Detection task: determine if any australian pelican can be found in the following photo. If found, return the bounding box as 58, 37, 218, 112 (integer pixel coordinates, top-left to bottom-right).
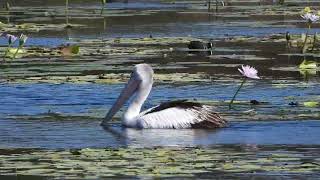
101, 64, 227, 129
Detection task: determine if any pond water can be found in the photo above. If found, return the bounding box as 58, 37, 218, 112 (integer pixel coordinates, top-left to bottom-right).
0, 0, 319, 153
0, 82, 319, 149
1, 119, 320, 149
6, 0, 320, 40
0, 82, 318, 116
1, 0, 320, 178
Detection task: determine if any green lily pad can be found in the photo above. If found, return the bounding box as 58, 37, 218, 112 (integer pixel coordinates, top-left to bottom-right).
5, 48, 27, 58
60, 45, 80, 56
0, 21, 6, 27
16, 23, 35, 29
303, 101, 319, 108
1, 143, 320, 178
299, 60, 317, 69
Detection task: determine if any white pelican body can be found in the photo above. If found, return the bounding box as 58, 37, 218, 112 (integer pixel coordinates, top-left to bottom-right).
101, 64, 227, 129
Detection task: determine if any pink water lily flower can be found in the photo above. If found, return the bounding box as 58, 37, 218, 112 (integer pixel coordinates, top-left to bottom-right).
301, 13, 320, 23
1, 33, 18, 44
229, 65, 260, 109
238, 65, 260, 79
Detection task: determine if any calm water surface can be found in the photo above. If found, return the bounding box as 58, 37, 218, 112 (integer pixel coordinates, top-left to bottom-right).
0, 83, 319, 149
1, 119, 320, 149
0, 0, 320, 150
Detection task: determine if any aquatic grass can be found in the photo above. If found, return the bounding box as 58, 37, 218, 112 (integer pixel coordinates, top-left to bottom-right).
229, 65, 260, 110
65, 0, 69, 26
206, 0, 224, 12
3, 1, 11, 24
101, 0, 107, 15
5, 1, 10, 11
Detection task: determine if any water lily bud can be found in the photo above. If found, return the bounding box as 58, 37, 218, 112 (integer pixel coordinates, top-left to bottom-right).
19, 34, 28, 46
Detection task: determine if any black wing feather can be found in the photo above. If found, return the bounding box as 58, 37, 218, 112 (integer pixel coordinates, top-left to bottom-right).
144, 99, 227, 128
144, 99, 202, 115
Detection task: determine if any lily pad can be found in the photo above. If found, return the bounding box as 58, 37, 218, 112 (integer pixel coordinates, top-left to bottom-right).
299, 60, 317, 69
1, 145, 320, 178
5, 48, 27, 58
303, 101, 319, 108
60, 45, 80, 56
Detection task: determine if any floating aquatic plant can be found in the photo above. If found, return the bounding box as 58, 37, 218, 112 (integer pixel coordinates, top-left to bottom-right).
303, 101, 319, 108
229, 65, 260, 109
1, 146, 319, 178
1, 33, 18, 61
298, 59, 317, 70
60, 44, 80, 56
304, 7, 311, 13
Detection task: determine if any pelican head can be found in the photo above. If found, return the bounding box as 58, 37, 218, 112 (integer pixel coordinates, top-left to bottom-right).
101, 64, 153, 126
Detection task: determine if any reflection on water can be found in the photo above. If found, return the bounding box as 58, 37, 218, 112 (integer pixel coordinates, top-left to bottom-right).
1, 119, 320, 149
109, 120, 320, 147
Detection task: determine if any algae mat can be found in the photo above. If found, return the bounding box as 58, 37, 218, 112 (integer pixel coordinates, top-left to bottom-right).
0, 145, 320, 179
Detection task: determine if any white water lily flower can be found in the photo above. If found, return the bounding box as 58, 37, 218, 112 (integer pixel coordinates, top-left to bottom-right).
19, 33, 28, 46
238, 65, 260, 79
301, 13, 320, 23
